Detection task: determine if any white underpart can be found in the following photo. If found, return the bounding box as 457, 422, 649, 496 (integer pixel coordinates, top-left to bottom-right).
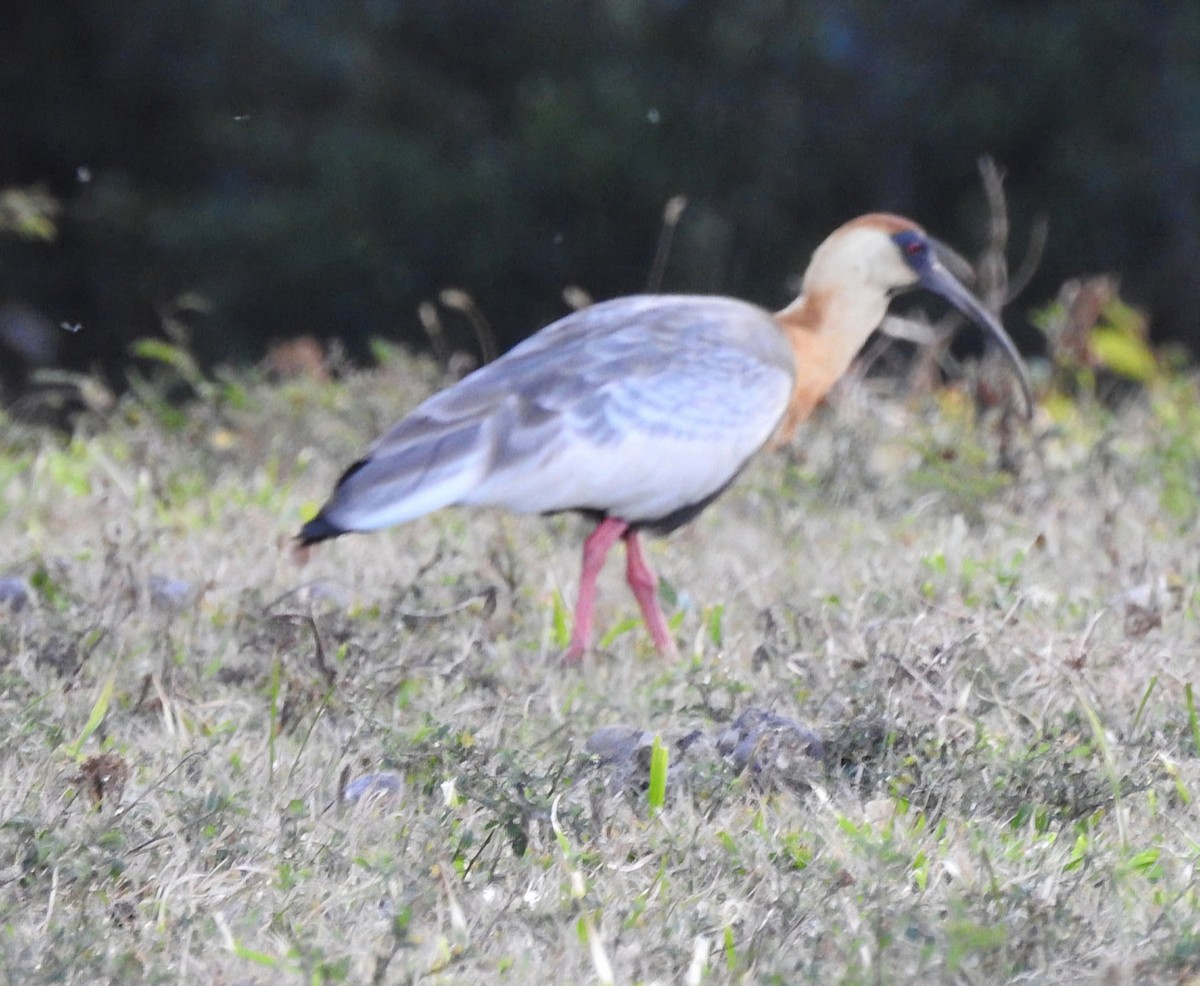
465, 398, 787, 521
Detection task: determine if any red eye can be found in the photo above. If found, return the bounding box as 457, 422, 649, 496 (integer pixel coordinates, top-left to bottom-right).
893, 231, 930, 266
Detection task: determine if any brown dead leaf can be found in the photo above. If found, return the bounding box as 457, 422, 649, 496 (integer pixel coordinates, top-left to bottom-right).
79, 752, 130, 808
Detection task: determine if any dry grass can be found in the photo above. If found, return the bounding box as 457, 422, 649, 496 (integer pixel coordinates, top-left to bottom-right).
3, 352, 1200, 985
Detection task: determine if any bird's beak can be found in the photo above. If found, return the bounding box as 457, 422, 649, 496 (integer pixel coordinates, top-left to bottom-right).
919, 259, 1035, 420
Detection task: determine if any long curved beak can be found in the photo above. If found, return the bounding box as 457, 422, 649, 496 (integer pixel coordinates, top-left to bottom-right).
919, 259, 1035, 420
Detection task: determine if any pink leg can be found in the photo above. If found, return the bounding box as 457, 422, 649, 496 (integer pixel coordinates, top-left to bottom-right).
563, 517, 628, 665
623, 530, 679, 659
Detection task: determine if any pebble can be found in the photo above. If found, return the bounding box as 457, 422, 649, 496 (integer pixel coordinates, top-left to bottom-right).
0, 577, 31, 612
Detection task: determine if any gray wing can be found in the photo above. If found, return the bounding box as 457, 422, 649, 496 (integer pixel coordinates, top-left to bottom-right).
315, 295, 795, 531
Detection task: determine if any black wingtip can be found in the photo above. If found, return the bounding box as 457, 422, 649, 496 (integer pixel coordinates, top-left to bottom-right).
297, 513, 345, 547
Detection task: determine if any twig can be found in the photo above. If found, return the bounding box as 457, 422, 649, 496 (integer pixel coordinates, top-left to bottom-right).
307, 612, 336, 686
977, 155, 1010, 312
1007, 216, 1049, 301
646, 195, 688, 293
417, 300, 449, 367
440, 288, 498, 365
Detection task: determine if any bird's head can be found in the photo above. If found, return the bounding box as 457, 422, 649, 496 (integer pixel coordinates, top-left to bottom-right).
800, 213, 1033, 418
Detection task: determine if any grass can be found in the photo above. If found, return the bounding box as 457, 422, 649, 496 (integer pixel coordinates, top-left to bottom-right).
2, 351, 1200, 984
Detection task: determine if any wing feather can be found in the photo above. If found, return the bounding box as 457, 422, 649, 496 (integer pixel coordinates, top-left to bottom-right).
314, 295, 795, 531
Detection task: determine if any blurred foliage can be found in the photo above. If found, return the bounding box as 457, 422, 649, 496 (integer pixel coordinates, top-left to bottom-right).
0, 187, 60, 242
1090, 313, 1159, 384
1033, 275, 1160, 403
1, 0, 1199, 391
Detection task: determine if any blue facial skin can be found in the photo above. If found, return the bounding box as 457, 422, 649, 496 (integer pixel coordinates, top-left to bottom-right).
887, 226, 1034, 419
892, 229, 931, 274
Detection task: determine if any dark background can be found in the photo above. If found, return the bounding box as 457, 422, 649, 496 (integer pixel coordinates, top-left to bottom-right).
2, 1, 1197, 389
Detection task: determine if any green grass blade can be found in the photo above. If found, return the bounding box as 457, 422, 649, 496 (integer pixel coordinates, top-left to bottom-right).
707, 603, 725, 647
551, 592, 570, 649
1131, 675, 1157, 737
64, 677, 114, 761
1186, 683, 1200, 757
268, 656, 281, 787
648, 735, 669, 814
598, 616, 639, 649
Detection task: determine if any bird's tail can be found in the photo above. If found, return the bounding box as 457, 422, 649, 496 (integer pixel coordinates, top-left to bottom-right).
295, 457, 369, 545
295, 422, 489, 544
296, 512, 346, 546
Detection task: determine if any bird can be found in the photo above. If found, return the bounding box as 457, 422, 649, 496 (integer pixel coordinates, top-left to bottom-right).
298, 213, 1033, 664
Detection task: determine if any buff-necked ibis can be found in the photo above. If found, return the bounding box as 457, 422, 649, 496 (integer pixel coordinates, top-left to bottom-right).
299, 214, 1033, 663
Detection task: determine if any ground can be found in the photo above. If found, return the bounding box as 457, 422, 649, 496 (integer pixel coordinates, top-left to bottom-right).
2, 350, 1199, 985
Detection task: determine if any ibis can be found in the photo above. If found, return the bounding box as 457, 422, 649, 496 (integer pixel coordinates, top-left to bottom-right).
298, 214, 1033, 663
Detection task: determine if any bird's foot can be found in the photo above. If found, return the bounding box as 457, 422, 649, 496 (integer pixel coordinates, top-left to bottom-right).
652, 630, 681, 661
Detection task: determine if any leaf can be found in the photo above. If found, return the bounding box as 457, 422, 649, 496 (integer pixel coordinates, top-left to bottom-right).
130, 338, 207, 390
230, 943, 283, 967
64, 678, 115, 761
0, 186, 60, 240
1091, 325, 1157, 382
707, 604, 725, 647
945, 919, 1007, 971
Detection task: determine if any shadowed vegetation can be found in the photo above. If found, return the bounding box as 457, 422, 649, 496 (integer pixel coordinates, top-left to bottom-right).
2, 1, 1200, 392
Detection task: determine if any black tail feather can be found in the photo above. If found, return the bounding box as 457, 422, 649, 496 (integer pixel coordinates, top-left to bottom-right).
298, 458, 369, 546
297, 513, 345, 546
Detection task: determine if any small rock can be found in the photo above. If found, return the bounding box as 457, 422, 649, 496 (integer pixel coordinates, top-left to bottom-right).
585, 725, 653, 765
148, 575, 194, 611
342, 772, 403, 804
1110, 578, 1165, 613
0, 576, 31, 612
716, 707, 824, 771
299, 581, 354, 608
586, 708, 824, 798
